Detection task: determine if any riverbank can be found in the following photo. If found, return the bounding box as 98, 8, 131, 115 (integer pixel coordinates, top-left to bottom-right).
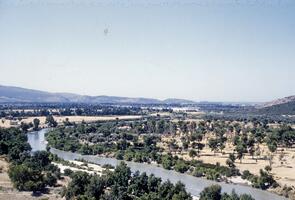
50, 148, 287, 200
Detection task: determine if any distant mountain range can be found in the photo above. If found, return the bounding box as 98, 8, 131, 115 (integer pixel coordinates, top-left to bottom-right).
1, 85, 295, 113
0, 85, 196, 105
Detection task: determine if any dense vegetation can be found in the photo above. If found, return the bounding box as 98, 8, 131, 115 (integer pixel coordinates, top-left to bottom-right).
62, 162, 255, 200
241, 169, 278, 190
8, 151, 61, 192
0, 127, 31, 161
63, 162, 192, 200
0, 127, 61, 192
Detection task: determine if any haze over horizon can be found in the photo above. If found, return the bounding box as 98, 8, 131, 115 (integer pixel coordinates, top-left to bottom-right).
1, 0, 295, 102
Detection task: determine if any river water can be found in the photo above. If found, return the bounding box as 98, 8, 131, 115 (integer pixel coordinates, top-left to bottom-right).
27, 129, 287, 200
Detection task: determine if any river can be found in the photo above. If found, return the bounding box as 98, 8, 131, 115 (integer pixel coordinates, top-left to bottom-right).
27, 129, 287, 200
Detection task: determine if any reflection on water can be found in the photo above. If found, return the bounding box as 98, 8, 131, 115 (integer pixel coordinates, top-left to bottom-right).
27, 128, 48, 152
28, 129, 286, 200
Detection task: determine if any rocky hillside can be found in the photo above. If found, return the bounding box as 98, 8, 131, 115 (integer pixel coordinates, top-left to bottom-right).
257, 96, 295, 115
261, 96, 295, 108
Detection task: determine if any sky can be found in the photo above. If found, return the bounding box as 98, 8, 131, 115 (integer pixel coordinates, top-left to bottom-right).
0, 0, 295, 102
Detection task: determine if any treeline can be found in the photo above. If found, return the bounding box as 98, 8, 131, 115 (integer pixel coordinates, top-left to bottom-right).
205, 112, 295, 124
0, 104, 144, 118
0, 127, 61, 192
198, 103, 248, 113
199, 184, 254, 200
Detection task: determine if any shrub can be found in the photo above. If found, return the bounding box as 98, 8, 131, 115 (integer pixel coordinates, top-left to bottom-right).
64, 168, 74, 176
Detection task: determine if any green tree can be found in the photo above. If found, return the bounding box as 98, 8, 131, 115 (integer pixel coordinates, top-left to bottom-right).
208, 139, 219, 154
64, 171, 90, 199
174, 160, 189, 173
189, 149, 197, 159
239, 194, 255, 200
200, 184, 222, 200
45, 172, 57, 187
161, 154, 173, 170
33, 118, 40, 131
8, 164, 45, 192
112, 162, 131, 187
226, 153, 236, 168
31, 151, 51, 168
20, 122, 30, 132
46, 115, 57, 127
85, 175, 105, 199
235, 143, 247, 163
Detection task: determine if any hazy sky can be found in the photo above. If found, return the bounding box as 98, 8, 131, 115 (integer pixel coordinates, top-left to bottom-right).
0, 0, 295, 102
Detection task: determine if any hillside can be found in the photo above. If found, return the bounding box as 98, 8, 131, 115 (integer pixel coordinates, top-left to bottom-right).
0, 85, 69, 103
257, 102, 295, 115
261, 96, 295, 108
257, 96, 295, 115
162, 98, 196, 104
0, 85, 195, 105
